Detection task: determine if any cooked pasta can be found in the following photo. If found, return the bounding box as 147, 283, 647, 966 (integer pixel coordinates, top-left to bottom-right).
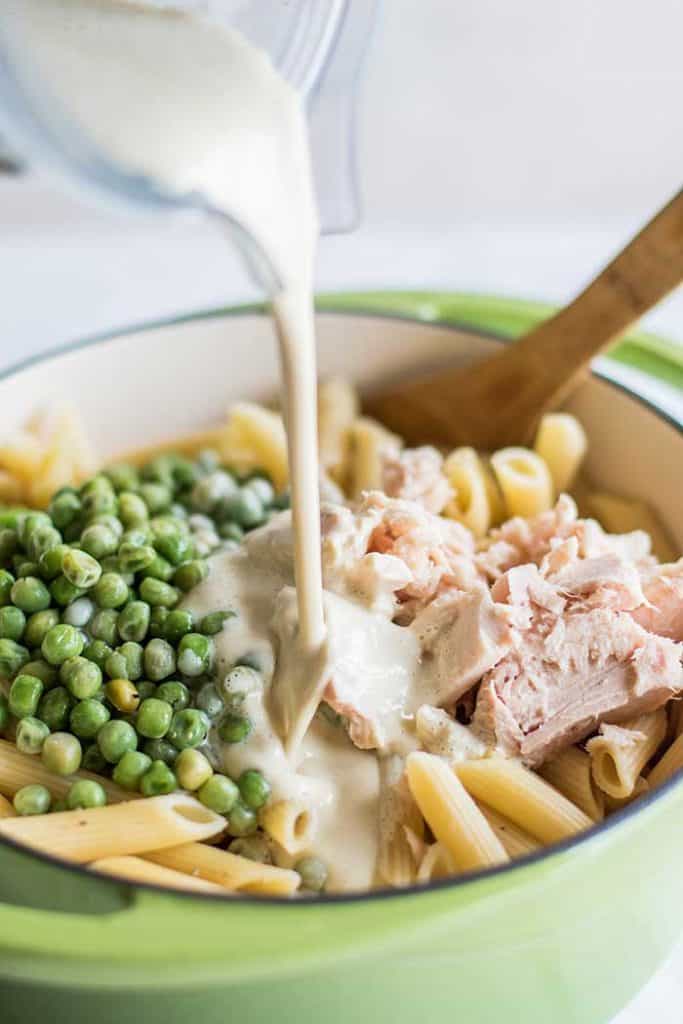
476, 804, 541, 859
406, 752, 508, 871
345, 416, 401, 500
376, 755, 423, 888
0, 740, 135, 805
415, 705, 488, 763
317, 377, 360, 485
602, 776, 649, 813
145, 842, 301, 895
455, 758, 592, 844
416, 842, 456, 883
586, 710, 667, 800
490, 446, 554, 518
0, 793, 225, 862
90, 855, 226, 894
533, 412, 587, 494
219, 401, 289, 490
259, 799, 317, 856
538, 746, 605, 822
443, 447, 496, 537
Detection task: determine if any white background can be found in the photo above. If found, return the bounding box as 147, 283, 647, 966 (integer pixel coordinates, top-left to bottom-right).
0, 2, 682, 1019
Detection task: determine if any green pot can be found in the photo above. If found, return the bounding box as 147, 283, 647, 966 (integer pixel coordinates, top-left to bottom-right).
0, 292, 681, 1024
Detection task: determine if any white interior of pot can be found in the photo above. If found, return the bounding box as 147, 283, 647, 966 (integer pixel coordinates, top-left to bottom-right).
1, 311, 680, 549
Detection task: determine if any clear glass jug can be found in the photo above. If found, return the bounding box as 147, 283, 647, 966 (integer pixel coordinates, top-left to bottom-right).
0, 0, 378, 234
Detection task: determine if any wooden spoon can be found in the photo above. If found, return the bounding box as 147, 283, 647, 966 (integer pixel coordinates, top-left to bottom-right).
365, 188, 683, 450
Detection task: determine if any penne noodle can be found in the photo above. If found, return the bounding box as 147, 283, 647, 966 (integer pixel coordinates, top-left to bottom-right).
490, 447, 554, 519
317, 377, 359, 486
145, 842, 300, 896
455, 757, 592, 843
538, 746, 605, 822
416, 704, 488, 763
476, 803, 541, 859
219, 402, 288, 490
377, 755, 422, 888
0, 793, 225, 862
345, 416, 401, 500
0, 793, 15, 819
260, 799, 317, 856
89, 856, 226, 894
533, 412, 587, 494
406, 752, 508, 871
416, 842, 456, 884
647, 733, 683, 789
443, 447, 494, 538
602, 776, 649, 813
0, 739, 136, 805
586, 710, 667, 800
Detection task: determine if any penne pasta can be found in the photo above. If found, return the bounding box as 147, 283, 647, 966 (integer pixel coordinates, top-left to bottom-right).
476, 803, 541, 859
219, 401, 288, 491
0, 793, 15, 819
602, 776, 649, 814
0, 793, 225, 862
145, 842, 300, 896
0, 739, 135, 805
490, 447, 554, 519
443, 447, 495, 538
406, 752, 508, 871
317, 377, 359, 486
647, 733, 683, 789
455, 757, 592, 844
260, 799, 317, 856
345, 416, 401, 500
416, 842, 456, 884
415, 704, 488, 763
538, 746, 605, 822
586, 710, 667, 800
89, 855, 226, 894
376, 755, 423, 888
533, 412, 587, 494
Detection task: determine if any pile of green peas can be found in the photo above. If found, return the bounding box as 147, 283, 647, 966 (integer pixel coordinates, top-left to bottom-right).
0, 449, 288, 842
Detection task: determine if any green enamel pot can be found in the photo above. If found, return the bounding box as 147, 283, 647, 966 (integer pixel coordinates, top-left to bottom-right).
0, 292, 681, 1024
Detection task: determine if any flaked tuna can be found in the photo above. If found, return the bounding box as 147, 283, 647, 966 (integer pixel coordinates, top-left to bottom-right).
382, 446, 452, 515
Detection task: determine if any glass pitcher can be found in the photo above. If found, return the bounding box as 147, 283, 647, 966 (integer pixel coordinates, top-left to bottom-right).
0, 0, 378, 237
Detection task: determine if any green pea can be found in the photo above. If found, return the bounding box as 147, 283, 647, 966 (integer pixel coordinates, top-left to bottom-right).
167, 708, 208, 750
88, 608, 119, 646
0, 693, 8, 733
23, 608, 59, 648
117, 491, 149, 528
0, 604, 26, 641
105, 652, 128, 682
60, 656, 103, 701
295, 856, 328, 893
0, 527, 18, 562
148, 606, 169, 638
61, 549, 101, 590
42, 624, 84, 666
97, 719, 137, 764
177, 633, 214, 678
270, 490, 290, 511
162, 609, 194, 644
135, 680, 156, 701
226, 801, 258, 837
218, 713, 252, 745
50, 574, 86, 606
141, 457, 175, 489
42, 732, 82, 775
0, 637, 30, 679
88, 514, 124, 541
49, 489, 82, 530
16, 561, 40, 579
175, 748, 213, 791
66, 779, 107, 810
218, 521, 244, 542
119, 641, 144, 681
138, 482, 172, 514
112, 749, 152, 791
80, 475, 117, 518
200, 610, 235, 636
220, 489, 265, 530
62, 596, 95, 629
14, 783, 51, 816
105, 464, 140, 493
19, 512, 52, 546
25, 525, 62, 565
118, 542, 156, 575
22, 659, 57, 687
228, 835, 272, 864
8, 674, 43, 718
79, 524, 119, 560
143, 638, 176, 681
238, 769, 271, 810
104, 678, 140, 714
0, 569, 15, 605
136, 697, 173, 739
155, 680, 190, 711
16, 715, 50, 755
172, 559, 209, 593
69, 698, 110, 739
152, 528, 193, 567
81, 743, 108, 774
138, 577, 179, 609
117, 601, 151, 643
93, 572, 129, 609
37, 686, 71, 731
195, 682, 223, 720
82, 638, 113, 671
198, 773, 238, 814
11, 576, 51, 613
138, 553, 174, 583
143, 737, 177, 766
139, 759, 176, 796
197, 449, 220, 474
191, 471, 238, 513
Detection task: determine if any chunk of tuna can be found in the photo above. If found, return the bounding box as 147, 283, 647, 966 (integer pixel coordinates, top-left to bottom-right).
631, 560, 683, 641
382, 446, 453, 515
